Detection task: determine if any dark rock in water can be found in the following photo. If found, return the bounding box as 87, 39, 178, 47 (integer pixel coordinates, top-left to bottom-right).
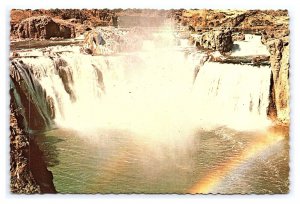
55, 58, 76, 102
15, 16, 75, 39
54, 57, 68, 67
93, 65, 106, 93
210, 55, 270, 66
198, 29, 233, 53
47, 96, 55, 119
58, 68, 73, 93
81, 47, 93, 55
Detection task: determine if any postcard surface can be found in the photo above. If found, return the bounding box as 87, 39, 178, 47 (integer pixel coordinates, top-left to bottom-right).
9, 9, 289, 194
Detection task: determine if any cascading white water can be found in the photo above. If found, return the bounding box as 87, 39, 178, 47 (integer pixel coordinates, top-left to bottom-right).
192, 62, 271, 130
15, 31, 272, 139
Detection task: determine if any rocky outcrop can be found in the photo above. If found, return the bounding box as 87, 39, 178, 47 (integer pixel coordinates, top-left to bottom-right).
210, 55, 270, 66
82, 27, 144, 55
196, 29, 233, 53
10, 90, 56, 194
10, 9, 114, 39
262, 30, 290, 124
179, 10, 288, 34
14, 16, 75, 39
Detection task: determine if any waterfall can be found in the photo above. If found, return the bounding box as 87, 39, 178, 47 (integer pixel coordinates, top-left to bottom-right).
10, 33, 272, 135
10, 60, 53, 130
192, 62, 271, 130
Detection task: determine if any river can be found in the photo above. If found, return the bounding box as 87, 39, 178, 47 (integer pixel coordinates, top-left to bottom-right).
13, 28, 289, 194
35, 126, 288, 194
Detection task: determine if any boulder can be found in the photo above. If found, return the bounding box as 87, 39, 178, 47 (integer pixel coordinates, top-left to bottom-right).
198, 29, 233, 53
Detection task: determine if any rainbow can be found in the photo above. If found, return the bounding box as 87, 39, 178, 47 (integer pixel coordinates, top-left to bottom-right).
189, 127, 287, 194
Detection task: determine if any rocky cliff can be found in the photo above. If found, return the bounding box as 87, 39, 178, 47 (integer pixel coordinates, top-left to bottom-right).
15, 16, 75, 39
262, 29, 290, 124
10, 9, 110, 40
10, 56, 57, 193
10, 9, 172, 40
10, 89, 56, 193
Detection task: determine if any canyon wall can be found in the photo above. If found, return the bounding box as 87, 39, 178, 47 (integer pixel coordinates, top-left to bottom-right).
10, 9, 172, 40
10, 90, 56, 193
15, 16, 75, 39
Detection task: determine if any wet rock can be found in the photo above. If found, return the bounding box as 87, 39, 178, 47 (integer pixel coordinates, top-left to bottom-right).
92, 65, 106, 93
210, 55, 270, 66
55, 59, 76, 102
47, 96, 55, 119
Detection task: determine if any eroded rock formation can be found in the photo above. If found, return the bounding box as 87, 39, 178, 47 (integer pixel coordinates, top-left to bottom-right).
14, 16, 75, 39
197, 29, 233, 53
10, 9, 173, 40
262, 30, 290, 124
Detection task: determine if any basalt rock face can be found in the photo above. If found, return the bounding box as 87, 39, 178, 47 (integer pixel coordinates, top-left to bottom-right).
10, 9, 174, 39
197, 29, 233, 53
10, 9, 114, 39
14, 16, 75, 40
10, 91, 56, 194
262, 29, 290, 124
178, 10, 288, 34
10, 99, 40, 193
